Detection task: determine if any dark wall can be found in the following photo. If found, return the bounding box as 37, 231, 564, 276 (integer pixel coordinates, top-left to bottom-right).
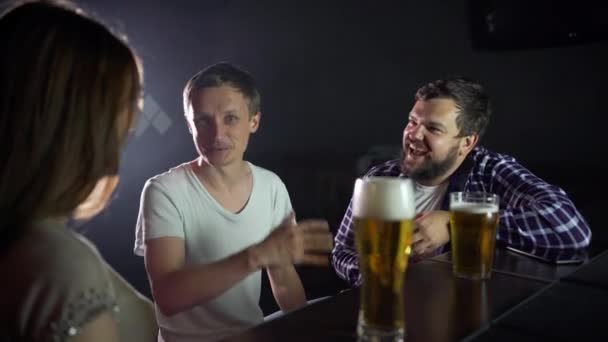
60, 0, 608, 305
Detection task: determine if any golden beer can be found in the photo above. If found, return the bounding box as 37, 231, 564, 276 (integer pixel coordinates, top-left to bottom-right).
353, 177, 415, 341
355, 218, 413, 331
449, 193, 499, 280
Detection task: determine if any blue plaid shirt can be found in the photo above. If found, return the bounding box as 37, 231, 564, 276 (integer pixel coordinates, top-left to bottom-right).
331, 146, 592, 286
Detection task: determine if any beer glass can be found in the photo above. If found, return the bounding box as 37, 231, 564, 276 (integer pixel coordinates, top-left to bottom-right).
353, 176, 415, 341
449, 192, 500, 280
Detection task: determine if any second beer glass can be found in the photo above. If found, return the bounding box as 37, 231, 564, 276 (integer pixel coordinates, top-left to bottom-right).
449, 192, 500, 280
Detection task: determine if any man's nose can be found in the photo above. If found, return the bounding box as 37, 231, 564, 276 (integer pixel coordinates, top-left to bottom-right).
407, 124, 424, 140
209, 119, 227, 139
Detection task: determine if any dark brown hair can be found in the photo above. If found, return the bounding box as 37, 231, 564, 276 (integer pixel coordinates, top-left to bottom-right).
0, 1, 143, 233
415, 77, 492, 139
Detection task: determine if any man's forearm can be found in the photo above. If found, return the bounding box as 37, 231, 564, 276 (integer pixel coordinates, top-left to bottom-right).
498, 199, 591, 253
491, 160, 591, 255
267, 265, 306, 312
152, 247, 259, 316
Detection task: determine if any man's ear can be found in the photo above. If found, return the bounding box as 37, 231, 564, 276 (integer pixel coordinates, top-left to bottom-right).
250, 111, 261, 133
460, 134, 479, 155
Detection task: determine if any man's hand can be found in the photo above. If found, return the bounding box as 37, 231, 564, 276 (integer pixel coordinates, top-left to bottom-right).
411, 210, 451, 256
249, 213, 333, 268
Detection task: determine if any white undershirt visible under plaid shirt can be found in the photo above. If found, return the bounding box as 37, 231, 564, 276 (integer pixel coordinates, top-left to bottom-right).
331, 146, 592, 286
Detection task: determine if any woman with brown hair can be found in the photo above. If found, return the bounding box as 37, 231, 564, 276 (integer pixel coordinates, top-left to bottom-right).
0, 1, 157, 340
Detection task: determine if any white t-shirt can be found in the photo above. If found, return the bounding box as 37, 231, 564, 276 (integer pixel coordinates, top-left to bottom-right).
415, 181, 449, 214
134, 161, 292, 342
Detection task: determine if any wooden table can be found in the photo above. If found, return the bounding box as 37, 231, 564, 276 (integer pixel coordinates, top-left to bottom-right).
468, 249, 608, 341
223, 248, 585, 341
429, 247, 586, 282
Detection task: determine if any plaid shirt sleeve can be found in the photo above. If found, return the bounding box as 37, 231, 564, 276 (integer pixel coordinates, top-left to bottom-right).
475, 152, 592, 259
331, 198, 362, 286
331, 160, 402, 287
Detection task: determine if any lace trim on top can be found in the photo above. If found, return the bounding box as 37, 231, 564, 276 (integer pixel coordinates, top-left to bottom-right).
48, 287, 120, 342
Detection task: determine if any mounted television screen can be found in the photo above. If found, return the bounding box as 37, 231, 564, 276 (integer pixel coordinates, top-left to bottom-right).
470, 0, 608, 50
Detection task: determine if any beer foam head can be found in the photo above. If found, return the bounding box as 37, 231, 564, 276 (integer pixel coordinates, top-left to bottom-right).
450, 202, 499, 214
352, 177, 415, 220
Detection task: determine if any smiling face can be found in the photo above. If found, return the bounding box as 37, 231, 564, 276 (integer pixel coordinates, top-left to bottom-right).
401, 98, 477, 185
186, 85, 260, 167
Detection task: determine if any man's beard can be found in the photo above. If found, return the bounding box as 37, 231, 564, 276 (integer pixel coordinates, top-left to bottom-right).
400, 144, 459, 183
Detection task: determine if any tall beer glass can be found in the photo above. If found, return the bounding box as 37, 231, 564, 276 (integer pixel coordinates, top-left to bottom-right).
353, 177, 415, 341
449, 192, 500, 280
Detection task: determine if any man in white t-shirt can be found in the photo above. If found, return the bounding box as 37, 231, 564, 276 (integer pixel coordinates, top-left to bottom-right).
134, 62, 333, 341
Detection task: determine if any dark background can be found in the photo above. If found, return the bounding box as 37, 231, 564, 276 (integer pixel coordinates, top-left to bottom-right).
33, 0, 608, 313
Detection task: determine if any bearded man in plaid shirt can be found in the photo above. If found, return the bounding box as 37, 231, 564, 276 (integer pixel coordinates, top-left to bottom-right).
331, 77, 591, 286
